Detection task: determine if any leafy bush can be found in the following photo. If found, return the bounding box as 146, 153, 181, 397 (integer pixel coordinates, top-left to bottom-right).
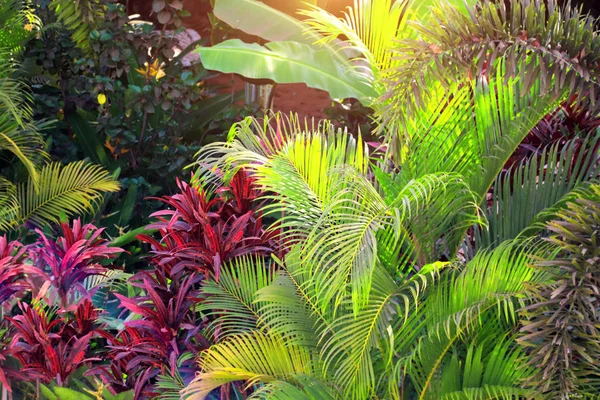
0, 219, 124, 395
17, 0, 250, 244
88, 170, 276, 397
519, 186, 600, 398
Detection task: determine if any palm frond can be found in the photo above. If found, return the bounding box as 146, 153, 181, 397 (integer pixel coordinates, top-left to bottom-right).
0, 0, 40, 55
478, 133, 600, 247
382, 0, 600, 142
50, 0, 103, 55
397, 240, 553, 399
198, 255, 274, 341
303, 170, 480, 315
396, 65, 563, 202
407, 318, 539, 400
0, 113, 48, 182
81, 269, 131, 307
248, 376, 337, 400
12, 161, 119, 229
196, 113, 369, 241
255, 249, 323, 349
182, 331, 319, 400
0, 57, 33, 127
319, 264, 400, 399
300, 0, 411, 96
438, 336, 540, 400
0, 176, 18, 231
425, 240, 544, 336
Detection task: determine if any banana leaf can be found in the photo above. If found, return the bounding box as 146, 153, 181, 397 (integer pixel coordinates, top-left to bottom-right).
213, 0, 321, 45
198, 39, 377, 103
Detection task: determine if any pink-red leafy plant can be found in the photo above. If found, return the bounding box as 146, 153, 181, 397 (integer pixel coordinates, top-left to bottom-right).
8, 300, 102, 386
93, 171, 276, 397
138, 170, 275, 280
0, 236, 37, 305
93, 272, 209, 398
0, 219, 123, 391
30, 219, 123, 308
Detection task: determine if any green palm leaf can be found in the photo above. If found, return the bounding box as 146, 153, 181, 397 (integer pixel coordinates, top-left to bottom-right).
478, 133, 600, 247
199, 255, 274, 341
0, 113, 48, 183
197, 114, 369, 239
0, 176, 18, 231
401, 240, 552, 399
382, 0, 600, 137
183, 331, 319, 400
255, 249, 324, 349
248, 376, 336, 400
13, 161, 119, 228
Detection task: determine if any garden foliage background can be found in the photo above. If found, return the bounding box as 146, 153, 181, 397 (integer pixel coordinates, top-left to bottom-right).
1, 0, 600, 399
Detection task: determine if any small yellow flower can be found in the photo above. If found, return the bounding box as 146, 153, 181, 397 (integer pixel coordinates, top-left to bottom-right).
163, 145, 168, 150
136, 59, 166, 81
23, 24, 34, 32
97, 93, 107, 105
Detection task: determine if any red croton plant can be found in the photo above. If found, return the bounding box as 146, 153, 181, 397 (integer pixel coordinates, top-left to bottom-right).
0, 219, 123, 392
0, 171, 275, 398
93, 169, 277, 398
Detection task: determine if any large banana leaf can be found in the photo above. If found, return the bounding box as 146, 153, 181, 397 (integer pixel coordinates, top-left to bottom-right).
213, 0, 321, 46
198, 39, 377, 103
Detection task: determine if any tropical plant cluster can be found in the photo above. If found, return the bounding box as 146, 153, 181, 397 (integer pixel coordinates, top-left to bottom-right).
1, 0, 600, 399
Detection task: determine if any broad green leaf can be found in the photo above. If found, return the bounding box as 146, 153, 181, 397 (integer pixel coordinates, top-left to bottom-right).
412, 0, 478, 20
198, 39, 377, 103
213, 0, 322, 45
52, 387, 94, 400
38, 384, 59, 400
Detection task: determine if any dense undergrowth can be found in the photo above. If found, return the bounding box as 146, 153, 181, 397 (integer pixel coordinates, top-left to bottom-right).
1, 0, 600, 399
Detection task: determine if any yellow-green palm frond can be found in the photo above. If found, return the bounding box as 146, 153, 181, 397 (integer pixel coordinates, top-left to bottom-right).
0, 0, 41, 56
302, 170, 480, 315
256, 248, 325, 349
0, 176, 18, 231
393, 64, 563, 200
199, 255, 275, 341
300, 0, 411, 95
50, 0, 103, 55
0, 59, 33, 127
382, 0, 599, 146
10, 161, 119, 229
196, 113, 369, 241
0, 113, 49, 183
319, 264, 401, 399
426, 241, 540, 332
182, 330, 319, 400
248, 377, 337, 400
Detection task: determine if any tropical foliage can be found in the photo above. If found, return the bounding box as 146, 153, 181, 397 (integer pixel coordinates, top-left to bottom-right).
199, 0, 475, 106
2, 0, 600, 399
0, 0, 119, 233
0, 220, 127, 394
180, 0, 600, 398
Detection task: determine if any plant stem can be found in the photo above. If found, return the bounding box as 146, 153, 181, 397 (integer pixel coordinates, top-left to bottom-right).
136, 109, 149, 158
